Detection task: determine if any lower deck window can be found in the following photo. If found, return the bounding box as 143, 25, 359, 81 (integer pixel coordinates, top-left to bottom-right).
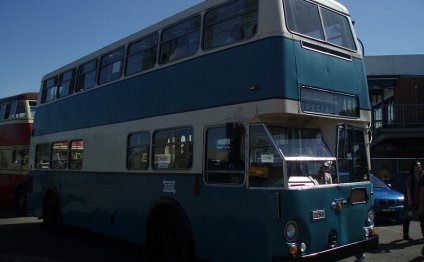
205, 125, 245, 185
127, 132, 150, 170
70, 140, 84, 169
153, 127, 193, 170
35, 143, 50, 169
51, 141, 68, 169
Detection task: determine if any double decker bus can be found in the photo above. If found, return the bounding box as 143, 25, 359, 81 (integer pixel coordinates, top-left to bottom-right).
28, 0, 378, 260
0, 93, 37, 211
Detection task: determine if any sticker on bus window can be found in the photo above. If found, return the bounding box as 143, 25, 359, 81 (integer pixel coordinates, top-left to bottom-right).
261, 154, 274, 163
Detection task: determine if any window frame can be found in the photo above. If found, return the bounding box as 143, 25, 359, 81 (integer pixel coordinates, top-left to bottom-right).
35, 143, 51, 169
203, 0, 258, 50
204, 125, 246, 186
41, 77, 58, 103
58, 68, 76, 98
76, 59, 98, 92
125, 33, 159, 76
127, 131, 151, 170
51, 141, 69, 170
283, 0, 357, 52
69, 140, 84, 170
14, 101, 27, 118
159, 15, 201, 64
98, 47, 125, 85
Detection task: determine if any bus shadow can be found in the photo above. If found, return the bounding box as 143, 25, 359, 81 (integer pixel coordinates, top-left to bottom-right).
369, 238, 424, 255
0, 207, 29, 219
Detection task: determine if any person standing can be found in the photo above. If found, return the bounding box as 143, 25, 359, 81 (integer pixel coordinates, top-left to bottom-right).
403, 160, 423, 240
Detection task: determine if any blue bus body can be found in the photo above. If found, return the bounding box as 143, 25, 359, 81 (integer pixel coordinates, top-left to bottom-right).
34, 38, 369, 136
28, 0, 377, 261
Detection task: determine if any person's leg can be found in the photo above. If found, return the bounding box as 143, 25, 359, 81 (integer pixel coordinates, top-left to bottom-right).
403, 217, 412, 240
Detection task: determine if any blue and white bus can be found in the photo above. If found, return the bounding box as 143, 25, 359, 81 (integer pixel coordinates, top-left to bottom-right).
28, 0, 378, 260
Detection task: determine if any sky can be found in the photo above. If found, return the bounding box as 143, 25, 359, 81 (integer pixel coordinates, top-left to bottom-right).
0, 0, 423, 98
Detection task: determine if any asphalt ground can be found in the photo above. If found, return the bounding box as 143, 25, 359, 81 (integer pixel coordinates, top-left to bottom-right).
1, 209, 424, 261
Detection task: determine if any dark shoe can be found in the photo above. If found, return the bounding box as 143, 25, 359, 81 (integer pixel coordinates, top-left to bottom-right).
403, 236, 413, 241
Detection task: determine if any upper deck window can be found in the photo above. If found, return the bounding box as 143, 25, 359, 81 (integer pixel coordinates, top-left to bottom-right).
42, 77, 58, 103
0, 104, 4, 120
29, 101, 37, 119
3, 102, 15, 120
160, 16, 201, 64
99, 48, 125, 85
76, 59, 98, 92
284, 0, 356, 51
126, 33, 159, 76
58, 68, 76, 98
204, 0, 258, 50
14, 101, 26, 118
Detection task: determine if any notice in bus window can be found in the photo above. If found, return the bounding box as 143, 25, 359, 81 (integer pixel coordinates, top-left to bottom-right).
157, 154, 171, 169
112, 61, 121, 74
261, 154, 274, 163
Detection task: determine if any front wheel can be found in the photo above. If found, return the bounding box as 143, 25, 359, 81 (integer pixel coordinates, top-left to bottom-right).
147, 206, 194, 262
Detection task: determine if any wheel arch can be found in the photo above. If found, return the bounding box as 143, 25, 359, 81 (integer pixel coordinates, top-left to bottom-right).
146, 197, 195, 254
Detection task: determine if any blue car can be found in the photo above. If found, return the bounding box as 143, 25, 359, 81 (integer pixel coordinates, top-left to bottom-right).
371, 174, 405, 221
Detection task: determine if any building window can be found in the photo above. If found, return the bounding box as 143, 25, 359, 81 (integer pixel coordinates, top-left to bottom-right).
126, 33, 159, 76
51, 141, 69, 169
127, 132, 150, 170
98, 48, 125, 85
70, 140, 84, 170
203, 0, 258, 50
42, 77, 58, 103
58, 68, 76, 98
153, 127, 193, 169
35, 143, 50, 169
160, 16, 201, 64
205, 125, 245, 185
76, 59, 98, 92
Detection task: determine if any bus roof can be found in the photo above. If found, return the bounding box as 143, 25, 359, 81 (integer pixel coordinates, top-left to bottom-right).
41, 0, 351, 81
0, 92, 38, 104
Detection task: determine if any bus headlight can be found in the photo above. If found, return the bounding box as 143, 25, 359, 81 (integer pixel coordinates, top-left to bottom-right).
284, 220, 298, 242
367, 209, 374, 226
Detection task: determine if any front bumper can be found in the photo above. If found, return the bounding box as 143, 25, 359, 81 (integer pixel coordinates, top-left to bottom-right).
273, 235, 379, 262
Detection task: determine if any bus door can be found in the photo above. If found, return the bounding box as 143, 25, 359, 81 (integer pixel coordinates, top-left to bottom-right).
335, 124, 372, 243
201, 123, 251, 260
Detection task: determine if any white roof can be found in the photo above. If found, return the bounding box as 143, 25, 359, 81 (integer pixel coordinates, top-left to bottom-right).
365, 54, 424, 76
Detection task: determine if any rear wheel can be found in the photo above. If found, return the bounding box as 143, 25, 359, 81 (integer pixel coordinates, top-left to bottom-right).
42, 193, 64, 233
147, 206, 194, 262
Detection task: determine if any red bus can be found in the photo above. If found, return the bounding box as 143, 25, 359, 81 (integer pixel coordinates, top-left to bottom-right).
0, 93, 37, 210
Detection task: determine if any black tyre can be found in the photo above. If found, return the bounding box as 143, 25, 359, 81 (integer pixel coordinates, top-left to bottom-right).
147, 206, 194, 262
42, 193, 64, 233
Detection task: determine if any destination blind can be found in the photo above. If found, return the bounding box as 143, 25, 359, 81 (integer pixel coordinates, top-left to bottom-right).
300, 86, 359, 118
